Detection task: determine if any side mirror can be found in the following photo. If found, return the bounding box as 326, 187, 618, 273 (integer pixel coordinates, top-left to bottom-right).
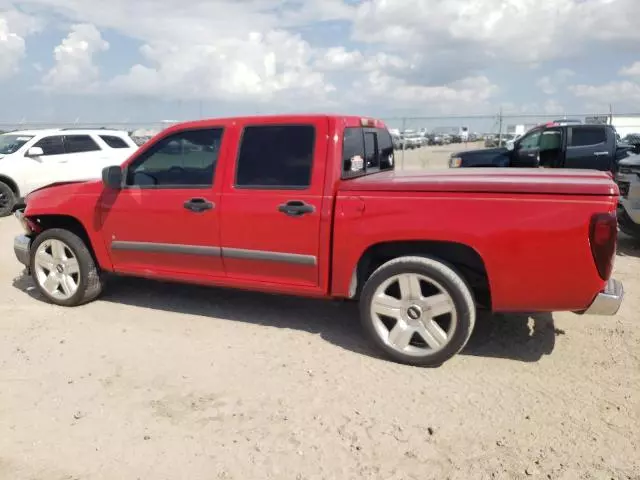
506, 141, 515, 151
26, 147, 44, 157
102, 166, 123, 190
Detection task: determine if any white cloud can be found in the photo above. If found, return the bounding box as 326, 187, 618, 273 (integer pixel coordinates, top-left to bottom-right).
569, 81, 640, 107
41, 23, 109, 91
351, 0, 640, 64
315, 47, 364, 71
110, 30, 335, 104
351, 72, 499, 113
569, 61, 640, 110
619, 61, 640, 78
0, 8, 41, 79
536, 68, 574, 94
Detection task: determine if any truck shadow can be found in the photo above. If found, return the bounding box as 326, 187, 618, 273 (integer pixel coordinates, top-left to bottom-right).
12, 273, 557, 365
617, 234, 640, 258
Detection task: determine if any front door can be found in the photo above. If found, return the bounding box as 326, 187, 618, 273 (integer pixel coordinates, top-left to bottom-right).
99, 126, 227, 279
512, 129, 542, 167
219, 121, 327, 288
25, 135, 71, 192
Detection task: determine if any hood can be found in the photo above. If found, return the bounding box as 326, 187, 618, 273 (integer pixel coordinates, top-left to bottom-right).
25, 179, 103, 207
339, 168, 617, 196
455, 147, 508, 157
452, 147, 511, 168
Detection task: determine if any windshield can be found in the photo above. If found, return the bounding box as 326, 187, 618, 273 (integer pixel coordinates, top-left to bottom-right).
0, 134, 34, 155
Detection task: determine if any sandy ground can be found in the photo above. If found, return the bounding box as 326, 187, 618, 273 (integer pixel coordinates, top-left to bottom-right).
1, 145, 639, 480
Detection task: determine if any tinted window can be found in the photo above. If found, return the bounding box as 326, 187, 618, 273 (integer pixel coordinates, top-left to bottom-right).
377, 128, 394, 168
33, 136, 65, 156
519, 130, 541, 149
126, 128, 223, 187
342, 127, 365, 177
571, 127, 606, 147
100, 135, 129, 148
236, 125, 315, 188
342, 127, 394, 178
65, 135, 101, 153
364, 131, 377, 168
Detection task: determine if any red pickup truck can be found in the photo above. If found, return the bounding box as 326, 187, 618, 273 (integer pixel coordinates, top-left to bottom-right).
12, 114, 624, 366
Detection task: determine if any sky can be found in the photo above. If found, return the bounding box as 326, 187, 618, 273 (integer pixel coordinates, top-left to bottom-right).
1, 0, 640, 129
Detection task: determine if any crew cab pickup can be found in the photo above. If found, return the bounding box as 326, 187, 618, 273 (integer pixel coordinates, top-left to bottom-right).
449, 122, 630, 172
12, 115, 624, 367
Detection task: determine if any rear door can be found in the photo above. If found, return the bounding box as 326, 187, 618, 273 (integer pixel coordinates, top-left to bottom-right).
564, 126, 612, 170
63, 134, 110, 180
219, 118, 328, 288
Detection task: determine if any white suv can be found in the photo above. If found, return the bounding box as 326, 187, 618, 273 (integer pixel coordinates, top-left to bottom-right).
0, 128, 138, 216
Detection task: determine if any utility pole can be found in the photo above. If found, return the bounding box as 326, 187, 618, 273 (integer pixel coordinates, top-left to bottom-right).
401, 117, 406, 170
498, 107, 503, 146
609, 103, 613, 124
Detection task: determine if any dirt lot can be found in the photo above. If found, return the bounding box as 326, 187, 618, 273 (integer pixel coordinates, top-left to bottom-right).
1, 146, 639, 480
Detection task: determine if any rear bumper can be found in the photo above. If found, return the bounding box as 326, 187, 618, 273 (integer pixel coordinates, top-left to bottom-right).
580, 279, 624, 316
14, 234, 32, 267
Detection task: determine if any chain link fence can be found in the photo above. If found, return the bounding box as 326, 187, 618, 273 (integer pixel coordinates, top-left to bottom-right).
2, 111, 640, 155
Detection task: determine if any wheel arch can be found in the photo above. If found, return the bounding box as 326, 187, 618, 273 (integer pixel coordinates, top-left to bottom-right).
29, 214, 101, 267
0, 175, 20, 196
349, 240, 492, 310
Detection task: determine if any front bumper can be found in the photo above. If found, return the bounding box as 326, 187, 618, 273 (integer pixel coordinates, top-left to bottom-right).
14, 234, 31, 267
580, 279, 624, 316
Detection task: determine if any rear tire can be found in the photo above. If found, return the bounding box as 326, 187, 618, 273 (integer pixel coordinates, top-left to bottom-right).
359, 256, 476, 367
29, 228, 103, 306
0, 181, 16, 217
618, 209, 640, 240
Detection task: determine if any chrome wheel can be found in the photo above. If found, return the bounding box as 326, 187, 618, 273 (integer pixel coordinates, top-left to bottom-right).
33, 239, 81, 300
0, 191, 8, 209
370, 273, 457, 357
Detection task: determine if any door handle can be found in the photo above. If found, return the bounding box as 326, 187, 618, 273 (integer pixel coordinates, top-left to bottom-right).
278, 200, 315, 217
184, 198, 214, 213
593, 151, 608, 156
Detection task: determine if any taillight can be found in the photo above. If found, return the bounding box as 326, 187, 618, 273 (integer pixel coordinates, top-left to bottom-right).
589, 212, 617, 280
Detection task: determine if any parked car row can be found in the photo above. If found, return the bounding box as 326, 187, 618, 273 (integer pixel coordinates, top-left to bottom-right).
391, 130, 480, 150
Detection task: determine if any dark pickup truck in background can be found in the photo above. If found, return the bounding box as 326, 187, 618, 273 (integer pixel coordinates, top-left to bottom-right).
449, 122, 632, 172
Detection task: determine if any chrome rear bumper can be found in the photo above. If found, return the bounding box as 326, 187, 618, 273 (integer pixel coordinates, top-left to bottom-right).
580, 279, 624, 316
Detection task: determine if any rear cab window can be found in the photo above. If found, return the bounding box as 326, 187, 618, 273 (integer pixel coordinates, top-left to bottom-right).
342, 124, 395, 179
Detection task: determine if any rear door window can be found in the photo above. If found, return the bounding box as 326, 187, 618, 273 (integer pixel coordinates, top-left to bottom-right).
64, 135, 101, 153
570, 127, 606, 147
235, 125, 315, 189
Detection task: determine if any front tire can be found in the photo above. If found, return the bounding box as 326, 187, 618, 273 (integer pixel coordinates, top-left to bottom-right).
359, 256, 476, 367
0, 181, 16, 217
29, 228, 103, 306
